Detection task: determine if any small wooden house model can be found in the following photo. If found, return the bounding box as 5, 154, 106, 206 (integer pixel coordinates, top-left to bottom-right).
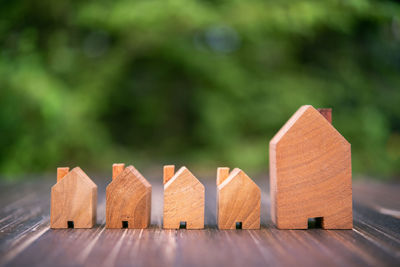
217, 168, 260, 229
106, 163, 152, 228
269, 105, 352, 229
163, 165, 205, 229
51, 167, 97, 229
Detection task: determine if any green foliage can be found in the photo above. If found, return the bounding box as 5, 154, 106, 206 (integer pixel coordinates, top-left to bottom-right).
1, 0, 400, 178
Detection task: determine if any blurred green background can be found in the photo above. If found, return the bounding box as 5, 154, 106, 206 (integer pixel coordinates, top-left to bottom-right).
1, 0, 400, 179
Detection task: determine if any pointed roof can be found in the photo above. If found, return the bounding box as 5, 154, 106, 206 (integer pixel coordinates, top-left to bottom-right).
164, 167, 203, 190
217, 168, 258, 191
108, 165, 151, 188
53, 167, 96, 189
270, 105, 349, 147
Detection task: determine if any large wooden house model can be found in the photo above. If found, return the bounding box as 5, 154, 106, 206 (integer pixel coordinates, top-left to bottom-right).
269, 105, 352, 229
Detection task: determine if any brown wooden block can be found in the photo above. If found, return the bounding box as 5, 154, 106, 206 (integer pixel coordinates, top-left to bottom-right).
57, 167, 69, 182
163, 165, 204, 229
317, 108, 332, 124
216, 167, 230, 186
269, 105, 352, 229
112, 163, 125, 180
106, 164, 152, 229
217, 168, 260, 230
51, 167, 97, 229
163, 165, 175, 184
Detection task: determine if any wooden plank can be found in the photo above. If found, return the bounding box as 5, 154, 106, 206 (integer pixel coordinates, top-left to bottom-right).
0, 177, 399, 267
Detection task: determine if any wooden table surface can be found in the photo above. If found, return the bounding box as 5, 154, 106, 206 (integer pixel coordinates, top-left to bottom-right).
0, 175, 399, 267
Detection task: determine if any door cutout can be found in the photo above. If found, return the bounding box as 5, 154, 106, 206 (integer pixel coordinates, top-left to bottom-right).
236, 222, 242, 229
179, 221, 187, 229
122, 221, 129, 228
307, 217, 323, 229
67, 221, 74, 229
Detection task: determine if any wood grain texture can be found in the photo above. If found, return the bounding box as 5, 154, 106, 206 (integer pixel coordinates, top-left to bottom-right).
106, 165, 152, 228
50, 167, 97, 229
317, 108, 332, 123
112, 163, 125, 180
163, 165, 175, 184
163, 166, 204, 229
217, 168, 260, 229
0, 177, 399, 267
216, 167, 229, 186
270, 105, 352, 229
57, 167, 69, 182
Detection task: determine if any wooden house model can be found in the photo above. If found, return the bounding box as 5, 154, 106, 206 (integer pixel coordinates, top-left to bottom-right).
106, 163, 152, 228
163, 165, 205, 229
51, 167, 97, 229
217, 167, 260, 229
269, 105, 352, 229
